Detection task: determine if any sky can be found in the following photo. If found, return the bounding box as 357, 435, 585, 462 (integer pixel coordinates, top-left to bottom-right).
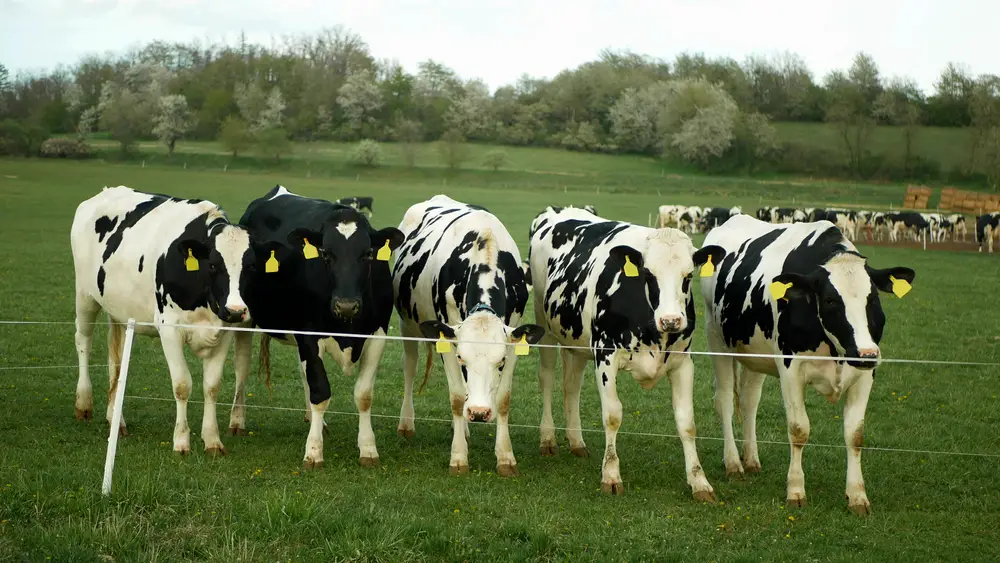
0, 0, 996, 95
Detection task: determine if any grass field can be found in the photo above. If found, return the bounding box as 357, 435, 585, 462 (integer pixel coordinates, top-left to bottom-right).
1, 156, 999, 562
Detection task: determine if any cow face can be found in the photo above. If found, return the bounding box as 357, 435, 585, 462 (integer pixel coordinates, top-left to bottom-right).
287, 213, 403, 320
772, 252, 915, 368
420, 315, 545, 423
608, 233, 727, 336
179, 224, 253, 323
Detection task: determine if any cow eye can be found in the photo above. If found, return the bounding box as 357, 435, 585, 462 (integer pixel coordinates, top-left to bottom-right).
497, 359, 506, 372
456, 355, 465, 365
360, 249, 373, 261
824, 297, 837, 307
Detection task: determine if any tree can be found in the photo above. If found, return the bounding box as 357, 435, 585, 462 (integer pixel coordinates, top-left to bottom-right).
438, 128, 469, 170
0, 63, 9, 114
219, 115, 252, 158
97, 81, 148, 154
393, 117, 423, 167
255, 127, 292, 162
968, 76, 1000, 173
337, 69, 383, 139
152, 94, 195, 155
981, 126, 1000, 190
482, 149, 509, 171
658, 77, 741, 167
873, 77, 924, 173
824, 60, 879, 176
609, 82, 671, 154
76, 106, 98, 142
444, 79, 493, 140
351, 139, 382, 167
257, 87, 286, 132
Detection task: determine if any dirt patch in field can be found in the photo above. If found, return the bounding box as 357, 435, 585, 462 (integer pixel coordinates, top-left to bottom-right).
857, 238, 983, 253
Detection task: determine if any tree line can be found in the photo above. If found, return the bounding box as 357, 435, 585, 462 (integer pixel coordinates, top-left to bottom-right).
1, 26, 999, 186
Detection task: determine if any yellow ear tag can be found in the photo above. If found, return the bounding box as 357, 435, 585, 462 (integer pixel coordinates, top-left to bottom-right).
435, 332, 451, 354
770, 281, 792, 301
265, 250, 279, 273
700, 255, 715, 278
889, 276, 911, 299
376, 240, 391, 262
514, 334, 530, 356
302, 238, 319, 260
623, 256, 639, 278
184, 248, 199, 272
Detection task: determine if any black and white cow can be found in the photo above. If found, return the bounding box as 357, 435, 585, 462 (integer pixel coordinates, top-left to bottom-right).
756, 207, 774, 222
886, 212, 929, 243
703, 206, 742, 231
335, 196, 374, 217
946, 214, 968, 242
230, 185, 404, 469
71, 186, 253, 454
392, 195, 544, 475
701, 214, 915, 515
977, 212, 1000, 253
529, 206, 725, 500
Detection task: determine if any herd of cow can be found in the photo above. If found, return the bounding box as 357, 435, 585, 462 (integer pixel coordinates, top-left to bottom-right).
71, 185, 922, 515
657, 204, 1000, 252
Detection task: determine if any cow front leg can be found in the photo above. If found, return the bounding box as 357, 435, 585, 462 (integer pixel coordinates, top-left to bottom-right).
779, 364, 810, 507
299, 338, 331, 469
495, 364, 518, 477
537, 334, 558, 455
228, 330, 252, 435
200, 335, 232, 456
739, 369, 767, 473
355, 330, 387, 467
712, 353, 743, 478
563, 350, 589, 456
669, 358, 716, 502
595, 356, 624, 495
397, 323, 418, 438
159, 328, 193, 454
844, 369, 874, 515
443, 358, 469, 474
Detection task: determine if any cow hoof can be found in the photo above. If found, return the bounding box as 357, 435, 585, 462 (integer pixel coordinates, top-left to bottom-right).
743, 461, 762, 474
848, 501, 871, 516
397, 428, 416, 438
205, 445, 228, 457
497, 463, 519, 477
601, 481, 625, 496
227, 426, 247, 437
786, 497, 807, 508
449, 463, 469, 476
726, 469, 745, 481
693, 489, 717, 503
570, 446, 590, 458
118, 426, 129, 438
360, 456, 380, 468
303, 458, 324, 470
539, 443, 558, 456
174, 446, 191, 456
75, 408, 92, 421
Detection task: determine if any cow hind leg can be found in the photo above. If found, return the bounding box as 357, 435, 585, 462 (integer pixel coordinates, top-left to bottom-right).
74, 292, 101, 422
779, 366, 810, 507
355, 329, 387, 467
712, 354, 743, 478
739, 369, 766, 473
201, 338, 231, 456
669, 358, 716, 502
397, 323, 418, 438
537, 334, 559, 456
562, 350, 589, 457
106, 320, 127, 436
227, 330, 253, 436
843, 370, 874, 515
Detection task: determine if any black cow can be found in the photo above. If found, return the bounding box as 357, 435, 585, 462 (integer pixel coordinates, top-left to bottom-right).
977, 212, 1000, 253
335, 196, 374, 217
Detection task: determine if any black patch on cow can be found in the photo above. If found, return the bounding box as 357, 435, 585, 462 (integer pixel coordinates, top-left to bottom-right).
138, 256, 144, 272
97, 267, 106, 296
94, 216, 118, 243
715, 229, 786, 347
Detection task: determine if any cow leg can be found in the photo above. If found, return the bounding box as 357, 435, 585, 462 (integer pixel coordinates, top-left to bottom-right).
228, 330, 252, 436
74, 292, 101, 422
445, 358, 470, 474
495, 362, 518, 476
397, 322, 418, 438
200, 335, 232, 456
299, 337, 331, 469
160, 328, 193, 454
106, 321, 127, 436
669, 358, 716, 502
355, 329, 386, 467
595, 356, 624, 495
844, 369, 874, 515
779, 365, 810, 507
537, 334, 558, 456
739, 369, 766, 473
562, 350, 588, 456
712, 354, 743, 478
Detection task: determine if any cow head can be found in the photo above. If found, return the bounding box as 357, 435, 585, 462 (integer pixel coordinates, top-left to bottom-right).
178, 223, 253, 323
607, 230, 727, 336
420, 313, 545, 423
771, 251, 915, 369
285, 208, 404, 320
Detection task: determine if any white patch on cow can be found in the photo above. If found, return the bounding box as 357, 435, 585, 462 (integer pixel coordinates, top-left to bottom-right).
453, 312, 510, 414
336, 221, 358, 239
213, 224, 250, 313
643, 228, 696, 331
268, 185, 291, 200
822, 253, 878, 354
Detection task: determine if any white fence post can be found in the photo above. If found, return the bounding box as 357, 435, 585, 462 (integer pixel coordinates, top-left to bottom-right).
101, 318, 137, 496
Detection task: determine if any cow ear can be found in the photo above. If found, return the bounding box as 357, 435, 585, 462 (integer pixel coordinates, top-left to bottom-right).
770, 273, 816, 301
286, 228, 323, 250
866, 266, 916, 296
419, 320, 456, 340
608, 245, 644, 277
693, 245, 726, 269
509, 324, 546, 345
373, 227, 405, 251
179, 238, 210, 259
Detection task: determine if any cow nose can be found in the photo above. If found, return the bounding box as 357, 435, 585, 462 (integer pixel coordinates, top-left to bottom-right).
467, 407, 492, 423
657, 315, 684, 333
333, 299, 361, 318
225, 306, 249, 321
858, 347, 879, 359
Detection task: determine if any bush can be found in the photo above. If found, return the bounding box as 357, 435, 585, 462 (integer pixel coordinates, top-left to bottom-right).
351, 139, 383, 167
772, 141, 846, 177
219, 116, 252, 158
39, 138, 93, 159
438, 129, 469, 170
482, 149, 509, 171
0, 119, 48, 157
255, 127, 292, 162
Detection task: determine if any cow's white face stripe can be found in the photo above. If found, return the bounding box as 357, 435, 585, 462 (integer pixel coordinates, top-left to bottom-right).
824, 254, 876, 352
453, 313, 511, 414
336, 222, 358, 239
215, 226, 250, 310
644, 229, 695, 326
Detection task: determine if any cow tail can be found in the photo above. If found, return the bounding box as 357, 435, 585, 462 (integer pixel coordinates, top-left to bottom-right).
733, 361, 743, 424
258, 333, 272, 396
106, 321, 125, 404
418, 342, 434, 394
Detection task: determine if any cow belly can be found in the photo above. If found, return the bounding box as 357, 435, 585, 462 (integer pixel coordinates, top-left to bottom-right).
84, 259, 158, 325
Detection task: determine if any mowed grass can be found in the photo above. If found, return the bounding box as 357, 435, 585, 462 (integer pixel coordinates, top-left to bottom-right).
0, 158, 999, 562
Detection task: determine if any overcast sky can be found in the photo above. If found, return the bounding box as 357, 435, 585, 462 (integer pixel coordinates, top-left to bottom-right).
0, 0, 996, 94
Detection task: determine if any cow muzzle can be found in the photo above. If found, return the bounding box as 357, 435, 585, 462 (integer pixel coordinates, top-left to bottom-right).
467, 406, 493, 423
332, 298, 361, 319
846, 347, 880, 369
219, 305, 249, 323
657, 315, 685, 334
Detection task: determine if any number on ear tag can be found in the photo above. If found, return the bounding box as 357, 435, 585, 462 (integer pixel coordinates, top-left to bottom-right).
185, 248, 199, 272
435, 332, 451, 354
889, 275, 911, 298
265, 250, 279, 273
623, 255, 639, 278
514, 334, 530, 356
700, 255, 715, 277
376, 240, 392, 261
302, 238, 319, 260
770, 281, 792, 301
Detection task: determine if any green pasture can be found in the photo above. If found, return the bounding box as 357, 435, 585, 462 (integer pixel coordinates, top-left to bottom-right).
0, 157, 998, 561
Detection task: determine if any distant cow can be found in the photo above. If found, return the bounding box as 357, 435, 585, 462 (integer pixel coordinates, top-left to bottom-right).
703, 206, 741, 230
335, 196, 374, 217
946, 214, 968, 242
71, 186, 254, 455
231, 186, 404, 469
977, 212, 1000, 253
392, 195, 544, 475
657, 205, 683, 229
886, 212, 929, 243
701, 214, 915, 514
528, 206, 725, 500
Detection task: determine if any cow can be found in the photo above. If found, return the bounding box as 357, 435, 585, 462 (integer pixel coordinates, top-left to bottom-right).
71, 186, 253, 455
869, 212, 888, 242
946, 214, 968, 242
977, 212, 1000, 253
703, 206, 741, 231
392, 195, 544, 475
756, 207, 774, 222
582, 205, 598, 215
886, 212, 929, 244
920, 213, 946, 243
700, 214, 915, 515
335, 196, 374, 218
677, 206, 703, 234
658, 205, 683, 229
528, 205, 725, 501
229, 185, 404, 469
